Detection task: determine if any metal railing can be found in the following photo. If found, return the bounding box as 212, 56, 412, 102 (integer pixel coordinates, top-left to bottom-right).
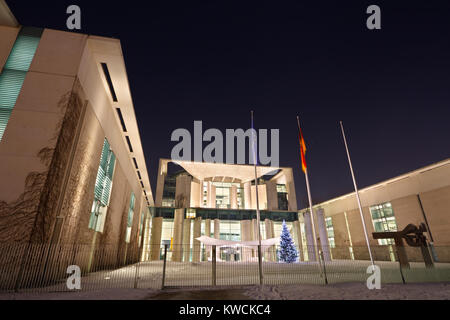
1, 243, 449, 292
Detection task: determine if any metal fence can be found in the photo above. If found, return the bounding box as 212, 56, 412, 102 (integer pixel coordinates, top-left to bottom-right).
1, 243, 450, 292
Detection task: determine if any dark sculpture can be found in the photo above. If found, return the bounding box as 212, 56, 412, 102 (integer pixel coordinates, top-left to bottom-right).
372, 223, 434, 269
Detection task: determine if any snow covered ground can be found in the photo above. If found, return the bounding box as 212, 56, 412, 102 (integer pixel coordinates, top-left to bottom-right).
1, 282, 450, 300
1, 259, 449, 299
243, 282, 450, 300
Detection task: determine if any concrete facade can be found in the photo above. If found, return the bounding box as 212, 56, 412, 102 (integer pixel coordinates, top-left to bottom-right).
0, 15, 154, 274
300, 159, 450, 263
155, 159, 298, 212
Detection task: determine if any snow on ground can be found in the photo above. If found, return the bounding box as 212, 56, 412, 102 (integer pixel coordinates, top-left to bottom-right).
0, 288, 159, 300
243, 282, 450, 300
1, 282, 450, 300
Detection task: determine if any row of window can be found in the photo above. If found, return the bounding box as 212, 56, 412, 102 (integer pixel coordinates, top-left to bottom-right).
88, 138, 146, 244
0, 27, 43, 141
324, 201, 398, 248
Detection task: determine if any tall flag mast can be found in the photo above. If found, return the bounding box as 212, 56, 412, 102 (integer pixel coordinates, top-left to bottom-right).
296, 116, 322, 275
339, 121, 375, 267
251, 111, 263, 285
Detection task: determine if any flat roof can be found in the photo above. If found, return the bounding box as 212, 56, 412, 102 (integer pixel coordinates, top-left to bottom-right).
300, 158, 450, 212
164, 158, 290, 183
0, 0, 18, 27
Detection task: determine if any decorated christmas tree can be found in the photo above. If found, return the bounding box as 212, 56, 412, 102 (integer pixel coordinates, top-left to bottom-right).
278, 220, 298, 263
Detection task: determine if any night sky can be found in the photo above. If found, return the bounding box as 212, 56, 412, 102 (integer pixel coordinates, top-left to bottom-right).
8, 1, 450, 208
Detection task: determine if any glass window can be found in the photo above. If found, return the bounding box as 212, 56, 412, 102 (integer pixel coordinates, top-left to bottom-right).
0, 27, 42, 141
370, 202, 398, 245
125, 192, 135, 243
276, 184, 288, 210
325, 217, 336, 248
89, 138, 116, 232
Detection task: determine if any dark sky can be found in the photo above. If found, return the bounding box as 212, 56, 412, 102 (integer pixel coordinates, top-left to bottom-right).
8, 0, 450, 209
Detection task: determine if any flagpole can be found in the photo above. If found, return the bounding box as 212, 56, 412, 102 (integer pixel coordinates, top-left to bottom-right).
251, 110, 263, 285
339, 121, 375, 267
296, 116, 323, 276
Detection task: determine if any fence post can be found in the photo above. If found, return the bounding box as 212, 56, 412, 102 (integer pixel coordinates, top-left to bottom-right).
161, 244, 168, 289
212, 245, 216, 286
134, 245, 140, 289
319, 249, 328, 285
258, 244, 263, 285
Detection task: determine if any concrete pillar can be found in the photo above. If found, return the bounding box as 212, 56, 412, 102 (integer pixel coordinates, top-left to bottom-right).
265, 219, 276, 261
213, 219, 220, 260
230, 185, 238, 209
205, 219, 211, 237
292, 220, 303, 261
316, 209, 331, 261
192, 217, 202, 262
265, 180, 278, 211
206, 182, 216, 208
199, 180, 204, 207
285, 168, 298, 211
205, 219, 211, 259
240, 220, 252, 261
244, 182, 251, 209
303, 211, 317, 261
251, 219, 258, 257
171, 209, 184, 262
183, 218, 191, 262
214, 219, 220, 239
150, 217, 163, 260
210, 185, 216, 208
206, 182, 212, 207
175, 175, 192, 208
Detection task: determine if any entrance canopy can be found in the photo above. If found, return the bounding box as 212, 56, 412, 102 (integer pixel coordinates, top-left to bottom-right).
173, 160, 280, 183
195, 236, 279, 249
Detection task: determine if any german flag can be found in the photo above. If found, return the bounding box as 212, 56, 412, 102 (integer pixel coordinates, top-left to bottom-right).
297, 118, 307, 173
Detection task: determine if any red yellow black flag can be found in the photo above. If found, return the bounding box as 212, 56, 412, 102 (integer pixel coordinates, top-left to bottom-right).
297, 118, 307, 173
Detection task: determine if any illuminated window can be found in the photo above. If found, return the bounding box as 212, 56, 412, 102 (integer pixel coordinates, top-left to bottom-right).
89, 138, 116, 232
0, 27, 42, 141
138, 210, 146, 246
186, 208, 196, 219
125, 192, 135, 243
370, 202, 397, 245
325, 217, 335, 248
276, 184, 288, 210
300, 222, 308, 261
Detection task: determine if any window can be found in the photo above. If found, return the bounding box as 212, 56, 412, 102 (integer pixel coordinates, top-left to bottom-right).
101, 62, 117, 102
138, 210, 146, 246
212, 182, 243, 209
214, 182, 231, 209
325, 217, 336, 248
89, 138, 116, 232
186, 208, 196, 219
370, 202, 397, 245
162, 175, 176, 207
125, 192, 135, 243
276, 184, 288, 210
0, 27, 42, 141
202, 182, 208, 207
236, 187, 245, 209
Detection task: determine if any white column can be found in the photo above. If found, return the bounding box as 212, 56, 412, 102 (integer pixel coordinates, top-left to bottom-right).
230, 185, 238, 209
244, 181, 251, 209
316, 208, 331, 261
303, 211, 316, 261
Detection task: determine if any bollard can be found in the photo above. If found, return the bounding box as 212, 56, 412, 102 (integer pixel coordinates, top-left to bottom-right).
257, 245, 263, 285
212, 245, 216, 286
319, 250, 328, 285
161, 244, 168, 289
